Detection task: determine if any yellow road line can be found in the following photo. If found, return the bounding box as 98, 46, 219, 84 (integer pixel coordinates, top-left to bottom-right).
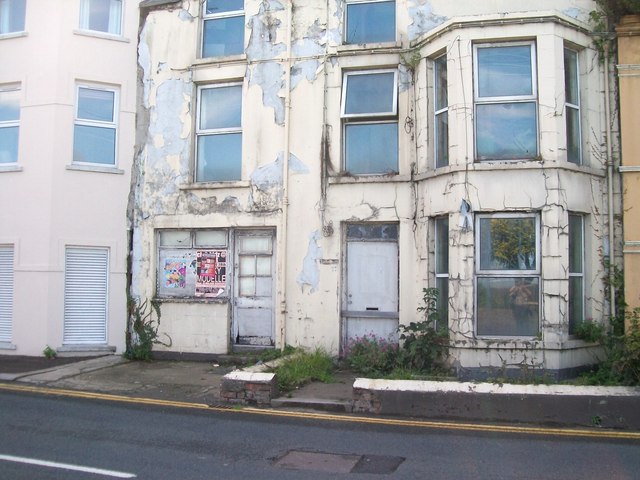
1, 382, 639, 441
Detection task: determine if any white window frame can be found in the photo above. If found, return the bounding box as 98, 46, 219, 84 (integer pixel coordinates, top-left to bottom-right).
434, 216, 449, 328
568, 213, 585, 334
0, 84, 20, 165
344, 0, 396, 45
201, 0, 245, 58
564, 46, 582, 165
73, 84, 118, 166
0, 0, 26, 35
475, 212, 541, 338
157, 229, 229, 299
340, 69, 399, 175
195, 82, 243, 182
473, 41, 539, 161
79, 0, 123, 36
434, 53, 448, 168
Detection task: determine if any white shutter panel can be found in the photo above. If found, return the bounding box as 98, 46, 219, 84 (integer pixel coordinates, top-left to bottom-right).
0, 246, 14, 343
64, 247, 108, 344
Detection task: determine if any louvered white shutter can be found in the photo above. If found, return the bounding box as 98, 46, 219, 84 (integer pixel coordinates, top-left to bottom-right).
0, 246, 14, 343
64, 247, 108, 344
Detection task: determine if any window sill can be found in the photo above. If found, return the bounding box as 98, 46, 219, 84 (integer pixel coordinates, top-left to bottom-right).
73, 29, 130, 43
328, 174, 410, 185
155, 297, 229, 305
180, 180, 250, 190
0, 164, 23, 173
0, 31, 27, 40
66, 164, 125, 175
414, 161, 605, 182
337, 41, 401, 53
193, 53, 247, 67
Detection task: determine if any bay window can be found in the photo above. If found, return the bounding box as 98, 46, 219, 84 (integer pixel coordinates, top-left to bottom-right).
476, 214, 540, 337
474, 42, 538, 161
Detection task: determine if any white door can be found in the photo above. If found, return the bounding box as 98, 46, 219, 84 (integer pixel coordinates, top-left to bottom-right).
233, 231, 275, 346
343, 224, 399, 344
64, 247, 108, 344
0, 246, 14, 343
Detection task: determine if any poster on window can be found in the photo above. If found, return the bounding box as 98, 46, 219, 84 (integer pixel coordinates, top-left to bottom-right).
195, 249, 227, 297
164, 258, 187, 289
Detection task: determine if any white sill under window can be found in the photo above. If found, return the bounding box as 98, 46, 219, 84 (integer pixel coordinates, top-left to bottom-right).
67, 163, 125, 174
0, 164, 23, 173
73, 29, 129, 43
0, 31, 27, 40
180, 180, 250, 190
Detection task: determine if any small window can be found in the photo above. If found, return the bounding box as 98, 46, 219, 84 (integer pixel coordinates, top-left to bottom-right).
79, 0, 122, 35
202, 0, 244, 58
0, 0, 25, 35
434, 54, 448, 168
474, 42, 538, 161
434, 216, 449, 327
341, 70, 398, 174
196, 83, 242, 182
476, 214, 540, 337
568, 213, 584, 334
0, 86, 20, 164
345, 0, 395, 45
564, 47, 581, 164
157, 229, 228, 299
73, 86, 118, 165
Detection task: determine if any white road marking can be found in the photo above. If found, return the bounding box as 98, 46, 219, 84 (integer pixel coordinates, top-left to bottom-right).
0, 454, 136, 478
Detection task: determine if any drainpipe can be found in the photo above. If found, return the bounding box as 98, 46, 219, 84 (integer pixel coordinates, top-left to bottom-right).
279, 1, 293, 350
604, 41, 616, 320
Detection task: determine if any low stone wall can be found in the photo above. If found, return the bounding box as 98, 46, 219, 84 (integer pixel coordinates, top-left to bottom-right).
220, 371, 278, 406
352, 378, 640, 429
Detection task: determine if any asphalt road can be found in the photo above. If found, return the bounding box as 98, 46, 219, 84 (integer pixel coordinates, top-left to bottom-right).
1, 389, 639, 479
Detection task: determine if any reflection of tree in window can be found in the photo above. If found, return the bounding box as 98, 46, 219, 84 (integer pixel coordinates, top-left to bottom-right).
487, 217, 536, 270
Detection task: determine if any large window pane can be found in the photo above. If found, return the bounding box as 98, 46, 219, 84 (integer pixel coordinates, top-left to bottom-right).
203, 15, 245, 57
435, 55, 448, 168
196, 133, 242, 182
569, 214, 583, 274
345, 123, 398, 174
568, 214, 584, 334
435, 217, 449, 275
477, 277, 539, 336
564, 48, 579, 105
0, 0, 25, 34
206, 0, 243, 14
200, 86, 242, 130
566, 107, 581, 165
78, 88, 115, 122
80, 0, 122, 35
346, 0, 395, 44
435, 111, 448, 168
569, 276, 584, 334
477, 45, 533, 98
344, 72, 396, 115
73, 125, 116, 164
479, 217, 536, 271
0, 126, 18, 163
476, 102, 537, 160
0, 88, 20, 121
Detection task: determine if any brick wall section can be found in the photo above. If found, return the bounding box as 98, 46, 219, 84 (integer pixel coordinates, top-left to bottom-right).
220, 371, 278, 406
352, 387, 381, 414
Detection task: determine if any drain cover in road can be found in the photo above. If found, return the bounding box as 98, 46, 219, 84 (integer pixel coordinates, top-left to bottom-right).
273, 450, 404, 474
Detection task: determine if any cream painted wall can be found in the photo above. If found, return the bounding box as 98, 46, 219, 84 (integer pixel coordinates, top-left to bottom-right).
132, 0, 617, 376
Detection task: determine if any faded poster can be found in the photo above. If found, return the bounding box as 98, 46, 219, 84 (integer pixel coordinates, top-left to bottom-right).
195, 250, 227, 297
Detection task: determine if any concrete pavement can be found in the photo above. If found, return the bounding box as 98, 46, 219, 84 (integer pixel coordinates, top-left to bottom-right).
1, 354, 640, 431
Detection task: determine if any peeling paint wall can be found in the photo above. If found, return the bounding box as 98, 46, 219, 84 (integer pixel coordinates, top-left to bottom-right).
131, 0, 617, 377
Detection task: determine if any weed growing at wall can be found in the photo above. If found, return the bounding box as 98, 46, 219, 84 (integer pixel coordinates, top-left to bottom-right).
342, 334, 399, 376
125, 297, 172, 361
273, 348, 335, 392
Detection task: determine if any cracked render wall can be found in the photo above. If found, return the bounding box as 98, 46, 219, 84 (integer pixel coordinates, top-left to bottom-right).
130, 0, 619, 376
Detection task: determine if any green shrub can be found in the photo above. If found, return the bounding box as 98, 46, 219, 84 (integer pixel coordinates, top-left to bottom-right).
574, 320, 606, 343
397, 288, 449, 373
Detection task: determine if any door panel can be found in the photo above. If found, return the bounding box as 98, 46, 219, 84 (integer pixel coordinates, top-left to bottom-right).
233, 231, 275, 346
344, 237, 399, 343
